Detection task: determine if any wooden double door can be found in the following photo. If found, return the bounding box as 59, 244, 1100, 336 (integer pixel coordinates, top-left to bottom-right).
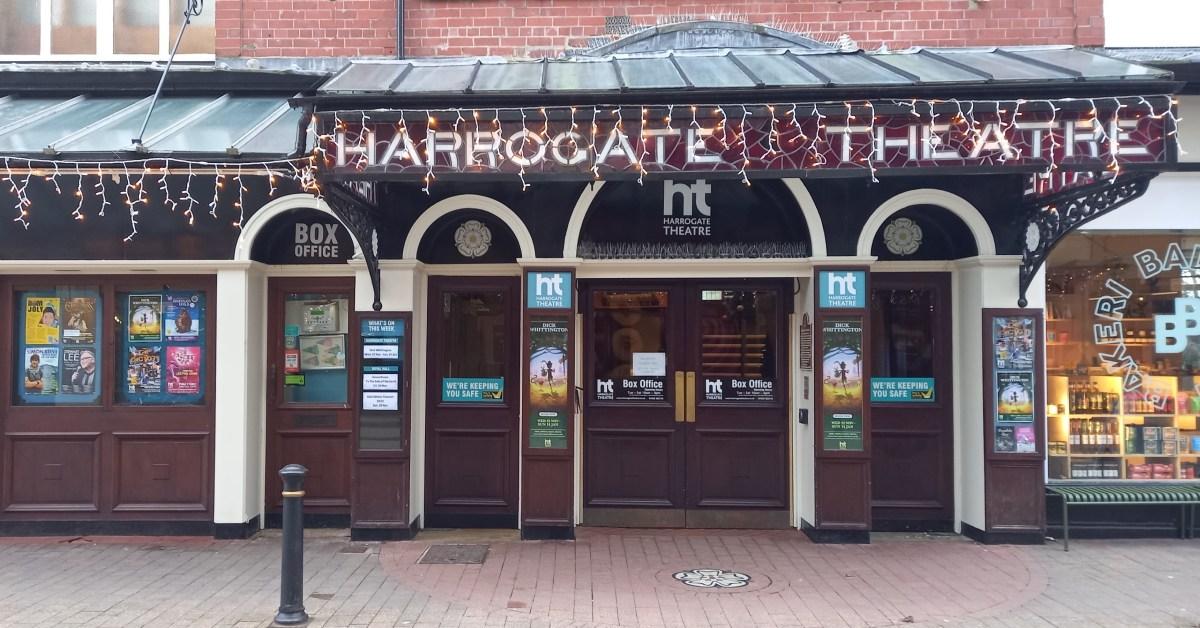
869, 272, 954, 531
583, 280, 790, 528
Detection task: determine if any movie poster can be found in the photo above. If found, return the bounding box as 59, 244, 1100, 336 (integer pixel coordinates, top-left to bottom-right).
60, 347, 97, 394
996, 371, 1035, 423
62, 297, 96, 344
24, 296, 61, 345
127, 346, 162, 393
165, 346, 200, 394
23, 347, 59, 394
128, 295, 163, 342
821, 317, 864, 451
164, 293, 201, 340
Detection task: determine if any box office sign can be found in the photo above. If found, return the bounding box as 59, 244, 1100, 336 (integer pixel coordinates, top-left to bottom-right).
595, 377, 666, 402
703, 377, 776, 402
252, 208, 354, 265
529, 320, 569, 449
822, 317, 865, 451
818, 271, 866, 309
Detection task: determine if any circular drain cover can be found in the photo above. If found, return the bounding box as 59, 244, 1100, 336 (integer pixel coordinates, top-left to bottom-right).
672, 569, 751, 588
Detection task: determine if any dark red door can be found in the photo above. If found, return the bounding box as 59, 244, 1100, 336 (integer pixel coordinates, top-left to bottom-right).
869, 272, 954, 531
582, 280, 789, 528
425, 276, 520, 528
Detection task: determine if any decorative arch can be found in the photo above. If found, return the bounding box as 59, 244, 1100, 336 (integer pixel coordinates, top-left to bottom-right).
858, 189, 995, 258
402, 194, 536, 260
233, 193, 364, 262
562, 179, 827, 258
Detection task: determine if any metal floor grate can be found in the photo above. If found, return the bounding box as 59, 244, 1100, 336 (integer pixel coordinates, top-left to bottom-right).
418, 544, 489, 565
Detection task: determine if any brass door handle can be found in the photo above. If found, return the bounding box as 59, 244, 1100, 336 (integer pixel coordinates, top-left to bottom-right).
674, 371, 686, 422
685, 371, 696, 423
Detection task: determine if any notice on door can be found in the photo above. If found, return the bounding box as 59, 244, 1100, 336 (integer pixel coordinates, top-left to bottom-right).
631, 352, 666, 377
363, 391, 399, 411
870, 377, 935, 403
822, 317, 864, 451
363, 339, 400, 360
594, 377, 666, 402
703, 377, 775, 402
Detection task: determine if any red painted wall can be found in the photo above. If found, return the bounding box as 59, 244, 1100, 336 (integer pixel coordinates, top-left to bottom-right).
216, 0, 1104, 59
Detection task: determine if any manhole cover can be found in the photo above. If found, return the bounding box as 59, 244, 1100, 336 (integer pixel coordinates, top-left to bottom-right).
338, 544, 369, 554
418, 544, 489, 565
672, 569, 751, 589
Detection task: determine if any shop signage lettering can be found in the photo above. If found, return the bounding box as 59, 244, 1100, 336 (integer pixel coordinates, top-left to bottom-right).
526, 271, 572, 309
324, 105, 1169, 179
361, 318, 404, 337
442, 377, 504, 403
818, 271, 866, 309
595, 377, 665, 402
663, 179, 711, 237
704, 377, 775, 402
293, 223, 342, 259
870, 377, 935, 403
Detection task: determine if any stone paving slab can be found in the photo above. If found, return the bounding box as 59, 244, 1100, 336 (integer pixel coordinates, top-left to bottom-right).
0, 530, 1196, 627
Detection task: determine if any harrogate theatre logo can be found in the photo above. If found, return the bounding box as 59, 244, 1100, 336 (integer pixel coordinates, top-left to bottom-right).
662, 179, 711, 237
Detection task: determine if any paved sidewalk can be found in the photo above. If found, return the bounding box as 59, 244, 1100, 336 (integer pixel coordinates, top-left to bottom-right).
0, 528, 1197, 628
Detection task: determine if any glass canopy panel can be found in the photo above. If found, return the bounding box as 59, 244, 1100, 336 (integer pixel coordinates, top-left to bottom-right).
672, 55, 756, 88
802, 53, 910, 85
149, 97, 286, 152
615, 58, 687, 90
0, 98, 74, 128
394, 64, 476, 93
730, 53, 825, 87
0, 97, 137, 152
1006, 48, 1165, 80
546, 61, 620, 92
237, 107, 305, 154
57, 97, 211, 151
928, 51, 1071, 81
472, 62, 543, 92
320, 63, 407, 93
870, 53, 985, 83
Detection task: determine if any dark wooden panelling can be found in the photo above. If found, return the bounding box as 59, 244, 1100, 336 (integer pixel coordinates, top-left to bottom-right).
275, 432, 353, 509
986, 462, 1045, 531
522, 457, 572, 525
871, 430, 947, 508
584, 429, 676, 506
815, 459, 869, 528
692, 429, 784, 507
5, 434, 100, 511
112, 433, 208, 511
352, 459, 409, 525
430, 429, 512, 507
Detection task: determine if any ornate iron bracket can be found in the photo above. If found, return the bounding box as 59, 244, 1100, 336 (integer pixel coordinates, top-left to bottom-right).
324, 182, 383, 311
1018, 172, 1157, 307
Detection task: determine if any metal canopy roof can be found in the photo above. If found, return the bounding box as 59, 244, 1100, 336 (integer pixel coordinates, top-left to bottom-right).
315, 46, 1173, 105
0, 92, 305, 158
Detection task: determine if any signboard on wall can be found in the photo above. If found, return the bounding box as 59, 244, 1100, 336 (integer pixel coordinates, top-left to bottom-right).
527, 271, 573, 309
818, 271, 866, 309
250, 209, 354, 265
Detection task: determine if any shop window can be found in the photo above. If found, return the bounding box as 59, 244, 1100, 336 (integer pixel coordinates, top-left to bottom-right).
1, 0, 214, 58
697, 289, 778, 401
14, 287, 103, 405
115, 291, 207, 405
591, 290, 669, 402
1045, 231, 1200, 481
282, 293, 350, 405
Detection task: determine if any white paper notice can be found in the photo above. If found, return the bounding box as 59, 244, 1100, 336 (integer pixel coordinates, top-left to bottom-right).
362, 373, 399, 391
362, 392, 399, 411
363, 343, 400, 360
631, 352, 666, 377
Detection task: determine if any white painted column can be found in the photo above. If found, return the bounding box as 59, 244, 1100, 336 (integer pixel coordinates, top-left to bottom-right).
213, 263, 268, 526
954, 256, 1025, 533
795, 279, 817, 528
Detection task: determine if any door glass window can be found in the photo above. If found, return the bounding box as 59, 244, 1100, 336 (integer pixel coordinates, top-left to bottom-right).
871, 288, 935, 379
438, 290, 507, 403
283, 293, 350, 404
591, 290, 669, 402
698, 289, 778, 402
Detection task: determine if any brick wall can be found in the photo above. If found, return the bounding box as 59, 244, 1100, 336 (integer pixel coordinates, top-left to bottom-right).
217, 0, 1104, 59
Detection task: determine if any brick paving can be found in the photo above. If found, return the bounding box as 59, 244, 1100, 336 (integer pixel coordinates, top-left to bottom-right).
0, 529, 1197, 628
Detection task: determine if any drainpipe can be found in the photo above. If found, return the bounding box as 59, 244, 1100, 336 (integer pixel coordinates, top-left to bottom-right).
396, 0, 405, 59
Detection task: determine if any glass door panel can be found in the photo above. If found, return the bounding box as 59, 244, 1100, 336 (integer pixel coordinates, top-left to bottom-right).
283, 293, 350, 405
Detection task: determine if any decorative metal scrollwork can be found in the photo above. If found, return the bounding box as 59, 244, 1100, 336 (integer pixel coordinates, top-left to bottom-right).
1018, 173, 1156, 307
324, 182, 384, 311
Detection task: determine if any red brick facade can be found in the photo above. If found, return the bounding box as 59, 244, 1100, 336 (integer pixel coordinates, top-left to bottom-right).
216, 0, 1104, 59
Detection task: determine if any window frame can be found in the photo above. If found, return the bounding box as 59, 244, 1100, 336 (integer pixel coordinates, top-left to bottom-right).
0, 0, 215, 62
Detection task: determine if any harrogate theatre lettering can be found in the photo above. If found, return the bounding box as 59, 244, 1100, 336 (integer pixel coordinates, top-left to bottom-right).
322, 100, 1171, 179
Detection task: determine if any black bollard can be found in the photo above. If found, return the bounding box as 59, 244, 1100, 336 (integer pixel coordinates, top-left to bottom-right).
274, 464, 309, 626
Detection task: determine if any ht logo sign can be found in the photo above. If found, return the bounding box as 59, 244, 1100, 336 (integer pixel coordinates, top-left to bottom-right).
527, 271, 572, 309
662, 179, 712, 236
819, 270, 866, 309
1155, 298, 1200, 353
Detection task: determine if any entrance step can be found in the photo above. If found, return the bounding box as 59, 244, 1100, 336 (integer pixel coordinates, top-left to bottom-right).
415, 528, 520, 544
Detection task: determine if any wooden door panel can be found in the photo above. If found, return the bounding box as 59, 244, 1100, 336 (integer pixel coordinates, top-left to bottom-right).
5, 434, 100, 511
871, 430, 948, 508
584, 428, 679, 507
691, 429, 786, 508
430, 429, 512, 508
112, 433, 208, 511
273, 432, 352, 508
